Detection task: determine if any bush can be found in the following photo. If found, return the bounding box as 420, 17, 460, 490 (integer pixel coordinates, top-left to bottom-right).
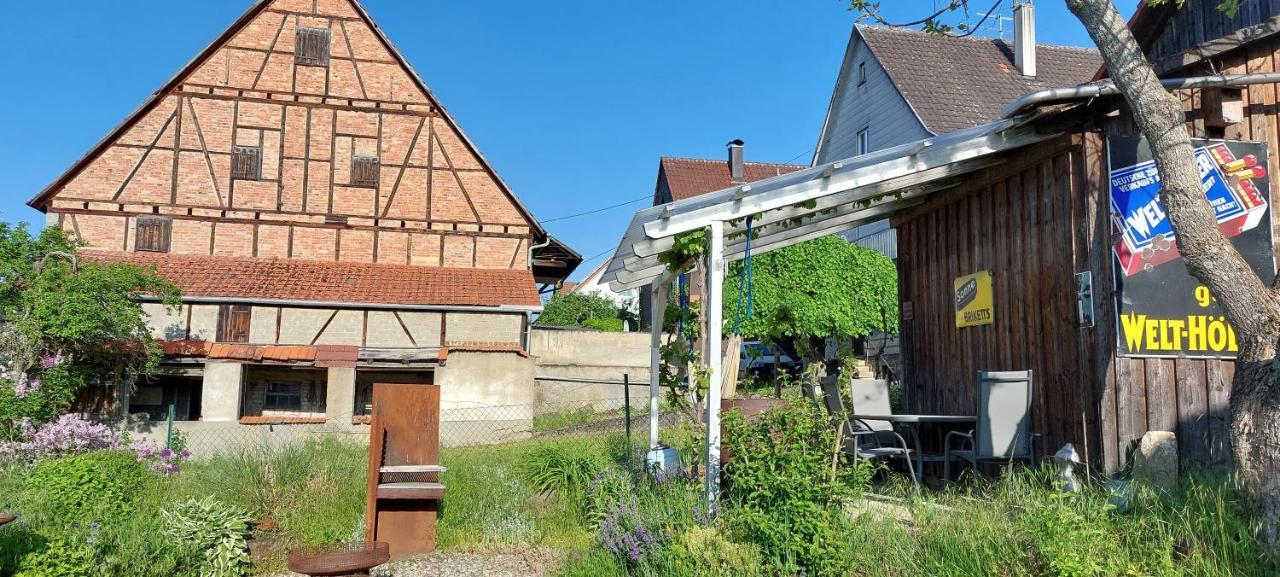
14, 533, 96, 577
518, 442, 603, 503
583, 317, 624, 332
720, 398, 875, 576
26, 450, 149, 524
585, 466, 635, 527
536, 292, 632, 331
161, 496, 252, 577
659, 525, 764, 577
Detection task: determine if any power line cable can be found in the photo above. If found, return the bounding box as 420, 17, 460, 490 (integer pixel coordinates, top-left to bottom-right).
541, 195, 651, 223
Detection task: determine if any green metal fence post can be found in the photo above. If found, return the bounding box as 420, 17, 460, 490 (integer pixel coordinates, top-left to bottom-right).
166, 403, 175, 450
623, 373, 632, 464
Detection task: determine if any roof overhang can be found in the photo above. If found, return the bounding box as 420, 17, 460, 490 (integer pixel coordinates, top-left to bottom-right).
603, 117, 1056, 291
531, 235, 582, 285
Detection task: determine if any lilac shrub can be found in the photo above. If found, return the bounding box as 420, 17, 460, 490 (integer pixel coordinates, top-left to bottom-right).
0, 413, 187, 473
0, 414, 121, 461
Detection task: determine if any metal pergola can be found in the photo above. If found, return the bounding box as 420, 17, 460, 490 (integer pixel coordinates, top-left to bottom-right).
601, 116, 1056, 504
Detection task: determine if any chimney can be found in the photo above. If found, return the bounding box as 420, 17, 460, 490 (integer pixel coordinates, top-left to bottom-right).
727, 139, 745, 183
1014, 2, 1036, 77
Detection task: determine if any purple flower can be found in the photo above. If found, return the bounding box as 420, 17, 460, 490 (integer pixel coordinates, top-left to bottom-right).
159, 447, 173, 459
40, 352, 63, 369
0, 414, 121, 461
12, 375, 40, 398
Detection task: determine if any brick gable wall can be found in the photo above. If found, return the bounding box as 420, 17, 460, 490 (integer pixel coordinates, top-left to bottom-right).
40, 0, 535, 271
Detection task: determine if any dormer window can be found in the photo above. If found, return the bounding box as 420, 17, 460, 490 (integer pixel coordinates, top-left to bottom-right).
231, 146, 262, 181
295, 27, 331, 67
351, 156, 380, 188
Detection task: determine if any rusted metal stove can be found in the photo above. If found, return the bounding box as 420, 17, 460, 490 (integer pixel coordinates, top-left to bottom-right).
365, 382, 446, 557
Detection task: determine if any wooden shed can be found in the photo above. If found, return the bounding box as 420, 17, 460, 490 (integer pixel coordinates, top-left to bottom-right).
895, 2, 1280, 473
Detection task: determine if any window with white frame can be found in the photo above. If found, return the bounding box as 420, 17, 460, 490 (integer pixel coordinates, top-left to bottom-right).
856, 128, 870, 156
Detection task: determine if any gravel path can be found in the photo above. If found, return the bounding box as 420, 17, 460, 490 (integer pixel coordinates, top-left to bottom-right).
273, 549, 559, 577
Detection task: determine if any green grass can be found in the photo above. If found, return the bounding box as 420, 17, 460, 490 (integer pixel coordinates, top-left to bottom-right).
552, 462, 1276, 577
532, 407, 596, 432
6, 426, 1273, 577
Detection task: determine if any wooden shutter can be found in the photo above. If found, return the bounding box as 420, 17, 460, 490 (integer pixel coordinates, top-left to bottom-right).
295, 27, 331, 67
134, 217, 171, 253
216, 305, 252, 343
231, 146, 261, 181
351, 156, 380, 187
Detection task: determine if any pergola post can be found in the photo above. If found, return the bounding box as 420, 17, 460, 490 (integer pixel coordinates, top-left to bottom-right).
648, 280, 668, 450
704, 219, 725, 505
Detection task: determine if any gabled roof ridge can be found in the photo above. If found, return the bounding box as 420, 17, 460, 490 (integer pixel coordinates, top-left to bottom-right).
660, 156, 806, 168
854, 23, 1100, 53
28, 0, 547, 237
81, 248, 498, 275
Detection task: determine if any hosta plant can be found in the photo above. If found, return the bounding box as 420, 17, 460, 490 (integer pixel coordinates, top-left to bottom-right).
161, 496, 252, 577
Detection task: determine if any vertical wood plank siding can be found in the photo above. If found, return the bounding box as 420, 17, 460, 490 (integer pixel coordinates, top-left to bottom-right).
896, 137, 1093, 461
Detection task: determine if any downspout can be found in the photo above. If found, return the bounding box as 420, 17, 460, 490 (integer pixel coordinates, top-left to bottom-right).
526, 235, 552, 352
1000, 72, 1280, 119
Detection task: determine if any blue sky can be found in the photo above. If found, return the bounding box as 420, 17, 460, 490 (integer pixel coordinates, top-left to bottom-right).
0, 0, 1139, 280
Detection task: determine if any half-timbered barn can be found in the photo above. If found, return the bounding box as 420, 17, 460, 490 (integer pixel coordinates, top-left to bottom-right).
28, 0, 578, 441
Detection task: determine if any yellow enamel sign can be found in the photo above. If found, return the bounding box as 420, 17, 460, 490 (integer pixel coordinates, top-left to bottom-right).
954, 271, 993, 328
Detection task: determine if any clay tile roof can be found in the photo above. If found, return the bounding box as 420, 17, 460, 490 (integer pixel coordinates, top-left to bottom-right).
445, 341, 529, 356
857, 25, 1103, 135
659, 157, 807, 202
82, 251, 541, 308
314, 345, 359, 367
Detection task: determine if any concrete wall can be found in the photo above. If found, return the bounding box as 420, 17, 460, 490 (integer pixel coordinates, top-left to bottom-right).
436, 351, 536, 445
201, 362, 243, 422
529, 328, 652, 412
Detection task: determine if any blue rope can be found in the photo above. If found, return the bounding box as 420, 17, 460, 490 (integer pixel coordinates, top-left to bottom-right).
676, 273, 689, 337
733, 215, 755, 334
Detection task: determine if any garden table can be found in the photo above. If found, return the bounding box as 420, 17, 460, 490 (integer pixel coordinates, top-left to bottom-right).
849, 414, 976, 482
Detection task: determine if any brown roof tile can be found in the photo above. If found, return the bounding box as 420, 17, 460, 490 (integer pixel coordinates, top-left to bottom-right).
659, 157, 807, 202
82, 251, 541, 308
858, 25, 1103, 134
444, 342, 529, 357
314, 345, 359, 367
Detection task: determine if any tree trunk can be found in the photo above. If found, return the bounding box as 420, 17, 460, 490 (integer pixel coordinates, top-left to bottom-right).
1067, 0, 1280, 549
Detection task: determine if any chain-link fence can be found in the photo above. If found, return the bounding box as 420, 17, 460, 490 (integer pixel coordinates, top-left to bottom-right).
117, 376, 690, 460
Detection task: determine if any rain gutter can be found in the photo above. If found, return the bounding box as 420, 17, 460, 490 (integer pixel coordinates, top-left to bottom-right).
1000, 72, 1280, 119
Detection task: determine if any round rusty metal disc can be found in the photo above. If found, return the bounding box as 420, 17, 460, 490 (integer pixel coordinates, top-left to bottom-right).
287, 541, 390, 576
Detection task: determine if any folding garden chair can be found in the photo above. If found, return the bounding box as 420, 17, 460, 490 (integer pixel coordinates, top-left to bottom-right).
944, 370, 1037, 485
818, 376, 918, 486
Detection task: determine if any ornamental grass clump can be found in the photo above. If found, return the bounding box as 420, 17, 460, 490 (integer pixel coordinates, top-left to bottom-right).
517, 442, 603, 503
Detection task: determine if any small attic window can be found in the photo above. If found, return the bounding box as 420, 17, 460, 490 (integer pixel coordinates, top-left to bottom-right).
858, 62, 867, 85
134, 216, 171, 253
231, 146, 262, 181
295, 27, 331, 67
351, 156, 380, 188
